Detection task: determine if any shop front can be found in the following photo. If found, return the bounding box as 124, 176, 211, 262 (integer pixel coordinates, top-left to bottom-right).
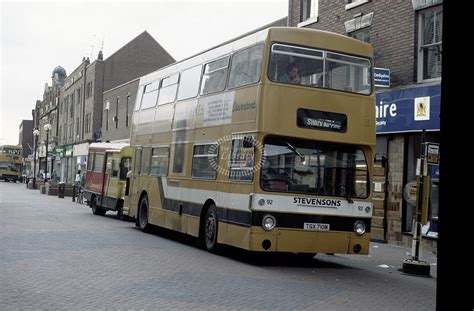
375, 82, 440, 250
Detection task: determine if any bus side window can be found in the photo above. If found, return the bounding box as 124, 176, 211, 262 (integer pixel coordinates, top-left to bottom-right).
140, 147, 151, 175
119, 157, 131, 180
200, 56, 229, 95
150, 146, 170, 176
192, 143, 218, 179
93, 154, 105, 173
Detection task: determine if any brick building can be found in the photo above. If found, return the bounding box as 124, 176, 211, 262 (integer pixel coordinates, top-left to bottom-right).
288, 0, 442, 251
54, 31, 175, 183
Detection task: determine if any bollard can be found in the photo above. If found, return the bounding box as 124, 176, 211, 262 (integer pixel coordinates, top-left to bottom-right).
58, 182, 65, 198
72, 184, 76, 202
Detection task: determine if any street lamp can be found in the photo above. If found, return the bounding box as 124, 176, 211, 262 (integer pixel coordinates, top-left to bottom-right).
44, 123, 52, 182
32, 128, 39, 189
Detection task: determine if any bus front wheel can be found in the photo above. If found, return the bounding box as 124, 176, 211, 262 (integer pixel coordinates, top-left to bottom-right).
202, 204, 219, 252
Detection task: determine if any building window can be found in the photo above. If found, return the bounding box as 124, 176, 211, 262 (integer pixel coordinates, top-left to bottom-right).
126, 94, 130, 127
349, 28, 370, 43
417, 6, 442, 82
86, 113, 91, 134
115, 97, 119, 129
104, 100, 110, 131
298, 0, 318, 27
345, 0, 369, 10
86, 81, 93, 98
76, 117, 80, 138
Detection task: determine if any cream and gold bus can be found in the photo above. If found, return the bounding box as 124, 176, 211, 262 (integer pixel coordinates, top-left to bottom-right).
124, 27, 375, 256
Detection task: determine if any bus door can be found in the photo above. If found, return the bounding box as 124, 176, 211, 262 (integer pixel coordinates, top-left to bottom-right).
100, 152, 113, 206
105, 153, 120, 208
128, 147, 143, 217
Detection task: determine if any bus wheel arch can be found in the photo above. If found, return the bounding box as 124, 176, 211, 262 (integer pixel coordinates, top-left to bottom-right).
199, 199, 219, 252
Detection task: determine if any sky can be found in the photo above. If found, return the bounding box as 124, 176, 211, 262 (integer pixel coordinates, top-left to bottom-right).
0, 0, 287, 146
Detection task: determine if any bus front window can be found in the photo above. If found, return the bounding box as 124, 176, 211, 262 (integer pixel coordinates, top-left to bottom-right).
261, 137, 369, 198
269, 43, 372, 95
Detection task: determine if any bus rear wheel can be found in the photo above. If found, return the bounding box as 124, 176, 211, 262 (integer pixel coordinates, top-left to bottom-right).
138, 195, 151, 232
202, 204, 219, 252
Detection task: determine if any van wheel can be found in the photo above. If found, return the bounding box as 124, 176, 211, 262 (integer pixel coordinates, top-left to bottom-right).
138, 195, 151, 232
203, 204, 219, 252
91, 196, 105, 216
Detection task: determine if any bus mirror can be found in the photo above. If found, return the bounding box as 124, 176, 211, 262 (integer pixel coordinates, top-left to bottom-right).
243, 136, 255, 148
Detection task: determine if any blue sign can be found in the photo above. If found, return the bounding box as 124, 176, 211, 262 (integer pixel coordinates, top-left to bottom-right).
376, 84, 440, 134
431, 165, 439, 181
374, 67, 390, 87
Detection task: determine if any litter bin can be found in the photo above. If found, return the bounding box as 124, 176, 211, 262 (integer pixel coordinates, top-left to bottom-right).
58, 182, 65, 198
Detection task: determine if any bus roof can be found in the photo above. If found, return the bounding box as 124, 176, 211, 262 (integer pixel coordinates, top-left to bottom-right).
137, 27, 373, 87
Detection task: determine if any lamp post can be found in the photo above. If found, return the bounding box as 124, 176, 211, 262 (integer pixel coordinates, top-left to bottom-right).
32, 129, 39, 189
44, 123, 52, 182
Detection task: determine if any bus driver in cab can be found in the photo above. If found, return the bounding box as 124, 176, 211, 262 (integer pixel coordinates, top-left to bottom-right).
280, 62, 301, 85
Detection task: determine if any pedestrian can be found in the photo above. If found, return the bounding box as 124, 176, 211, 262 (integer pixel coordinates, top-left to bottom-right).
75, 170, 81, 186
51, 170, 58, 182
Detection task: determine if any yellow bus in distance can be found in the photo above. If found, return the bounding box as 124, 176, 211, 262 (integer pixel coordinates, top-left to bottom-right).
0, 145, 23, 183
125, 27, 375, 256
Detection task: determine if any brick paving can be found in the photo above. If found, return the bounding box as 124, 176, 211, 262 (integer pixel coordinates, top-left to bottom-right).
0, 182, 436, 310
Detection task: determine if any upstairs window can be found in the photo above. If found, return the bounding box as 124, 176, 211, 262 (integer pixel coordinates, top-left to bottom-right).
140, 81, 159, 109
158, 73, 179, 105
228, 44, 264, 89
299, 0, 318, 27
417, 5, 442, 81
178, 65, 202, 100
201, 56, 229, 95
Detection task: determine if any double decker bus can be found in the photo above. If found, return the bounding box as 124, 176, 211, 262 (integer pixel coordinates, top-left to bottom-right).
84, 142, 133, 218
0, 145, 23, 183
125, 27, 375, 256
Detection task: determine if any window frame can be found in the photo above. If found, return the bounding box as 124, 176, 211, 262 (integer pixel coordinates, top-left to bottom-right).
298, 0, 319, 27
417, 5, 443, 83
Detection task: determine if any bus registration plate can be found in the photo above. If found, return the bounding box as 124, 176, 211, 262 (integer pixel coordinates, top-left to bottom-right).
304, 223, 330, 231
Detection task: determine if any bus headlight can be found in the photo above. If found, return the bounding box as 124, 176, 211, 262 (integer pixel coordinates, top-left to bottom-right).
354, 220, 366, 236
262, 215, 276, 231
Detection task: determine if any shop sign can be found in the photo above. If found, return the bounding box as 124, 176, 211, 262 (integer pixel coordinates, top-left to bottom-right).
376, 84, 440, 134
